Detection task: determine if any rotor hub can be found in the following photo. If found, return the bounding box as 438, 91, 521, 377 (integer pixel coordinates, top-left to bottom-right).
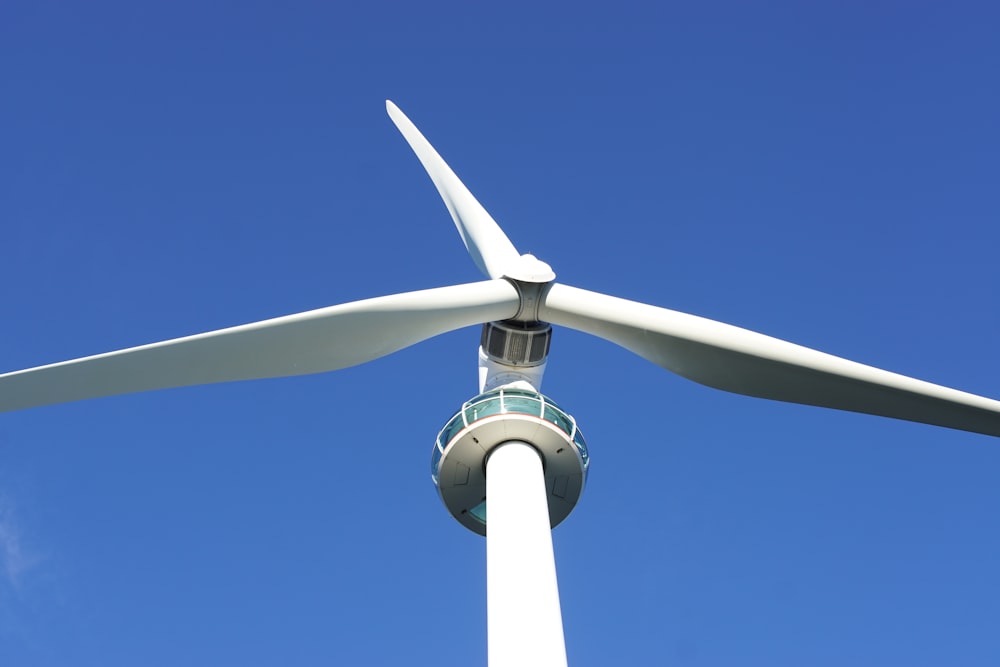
503, 253, 555, 284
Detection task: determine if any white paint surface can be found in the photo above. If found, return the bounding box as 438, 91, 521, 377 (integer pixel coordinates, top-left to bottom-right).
487, 442, 567, 667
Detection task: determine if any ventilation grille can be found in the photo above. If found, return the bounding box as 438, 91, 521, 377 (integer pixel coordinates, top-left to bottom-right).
480, 320, 552, 367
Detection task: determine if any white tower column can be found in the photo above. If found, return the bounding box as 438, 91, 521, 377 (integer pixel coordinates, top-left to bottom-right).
487, 441, 568, 667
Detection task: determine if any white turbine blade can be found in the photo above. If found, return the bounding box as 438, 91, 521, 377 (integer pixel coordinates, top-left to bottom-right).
541, 283, 1000, 438
386, 100, 521, 279
1, 280, 519, 413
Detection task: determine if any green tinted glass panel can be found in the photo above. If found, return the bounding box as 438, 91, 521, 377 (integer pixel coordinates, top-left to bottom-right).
503, 395, 541, 416
465, 396, 503, 423
439, 413, 466, 448
469, 500, 487, 524
543, 396, 564, 410
430, 448, 442, 485
573, 427, 589, 466
543, 405, 573, 436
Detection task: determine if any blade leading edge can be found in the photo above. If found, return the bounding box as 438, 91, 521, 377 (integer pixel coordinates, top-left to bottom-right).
387, 100, 521, 280
1, 280, 519, 413
541, 283, 1000, 438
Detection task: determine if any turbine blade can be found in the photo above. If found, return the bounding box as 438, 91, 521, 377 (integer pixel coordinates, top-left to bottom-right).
1, 280, 519, 413
386, 100, 521, 279
540, 283, 1000, 438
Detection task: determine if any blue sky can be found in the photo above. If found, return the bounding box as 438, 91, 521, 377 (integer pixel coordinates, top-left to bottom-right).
2, 2, 1000, 665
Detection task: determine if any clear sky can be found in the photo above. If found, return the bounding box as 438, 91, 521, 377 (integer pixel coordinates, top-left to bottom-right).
2, 2, 999, 665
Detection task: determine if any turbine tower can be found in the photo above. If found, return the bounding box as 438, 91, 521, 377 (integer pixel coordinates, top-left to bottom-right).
2, 101, 1000, 667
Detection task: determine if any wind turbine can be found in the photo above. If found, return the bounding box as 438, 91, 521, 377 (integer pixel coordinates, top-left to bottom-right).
3, 101, 1000, 667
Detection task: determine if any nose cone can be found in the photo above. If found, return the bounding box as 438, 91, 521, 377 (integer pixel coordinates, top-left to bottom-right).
503, 254, 555, 284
